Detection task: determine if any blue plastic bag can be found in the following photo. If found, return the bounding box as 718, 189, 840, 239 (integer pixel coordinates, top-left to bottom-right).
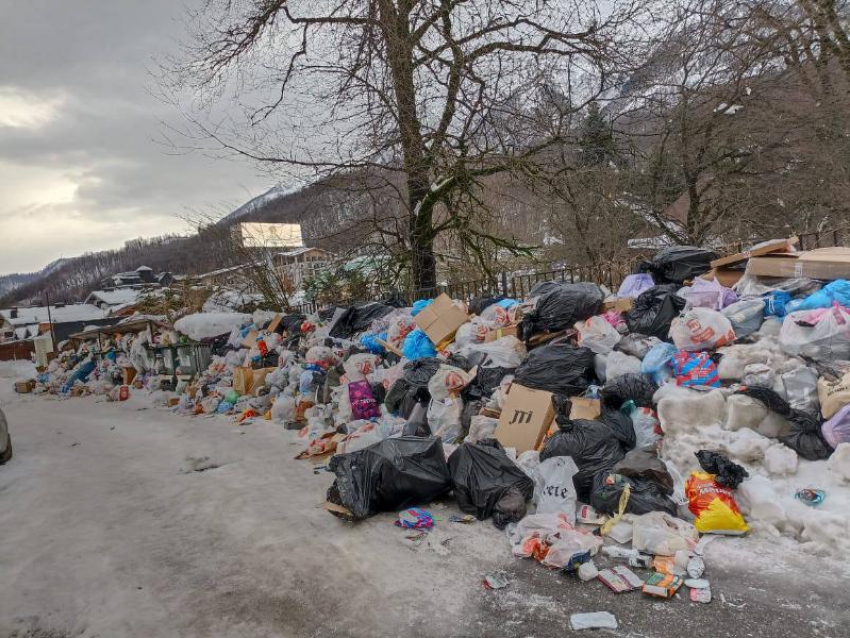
411, 299, 434, 316
797, 280, 850, 312
641, 343, 678, 384
495, 298, 519, 309
360, 332, 388, 354
764, 290, 792, 317
402, 329, 437, 359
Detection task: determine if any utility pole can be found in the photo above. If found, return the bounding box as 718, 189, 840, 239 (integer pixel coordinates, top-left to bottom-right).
45, 291, 57, 353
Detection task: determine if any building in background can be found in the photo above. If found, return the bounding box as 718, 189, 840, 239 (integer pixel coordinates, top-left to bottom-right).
273, 247, 336, 290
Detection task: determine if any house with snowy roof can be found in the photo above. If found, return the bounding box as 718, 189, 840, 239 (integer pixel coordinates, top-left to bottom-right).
84, 288, 144, 316
99, 266, 173, 290
0, 303, 115, 344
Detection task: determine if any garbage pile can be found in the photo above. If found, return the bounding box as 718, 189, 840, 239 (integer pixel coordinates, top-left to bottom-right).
26, 317, 177, 401
14, 236, 850, 602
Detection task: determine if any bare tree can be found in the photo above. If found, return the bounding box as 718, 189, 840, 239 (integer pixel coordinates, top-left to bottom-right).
165, 0, 645, 293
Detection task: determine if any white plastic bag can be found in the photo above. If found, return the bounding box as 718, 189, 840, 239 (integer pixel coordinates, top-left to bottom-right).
631, 407, 661, 450
467, 415, 498, 442
780, 306, 850, 361
343, 353, 381, 381
631, 511, 698, 556
605, 351, 642, 380
427, 365, 473, 402
575, 316, 622, 355
670, 308, 736, 351
459, 336, 526, 368
271, 395, 296, 422
533, 456, 579, 522
427, 397, 463, 443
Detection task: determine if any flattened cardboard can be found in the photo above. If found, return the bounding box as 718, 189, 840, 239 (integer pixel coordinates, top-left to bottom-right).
603, 298, 634, 313
710, 236, 798, 268
414, 293, 469, 346
495, 383, 555, 453
483, 324, 519, 343
745, 253, 802, 278
701, 267, 744, 288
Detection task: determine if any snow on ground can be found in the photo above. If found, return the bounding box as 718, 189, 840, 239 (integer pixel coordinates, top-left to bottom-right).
0, 361, 849, 638
173, 312, 251, 341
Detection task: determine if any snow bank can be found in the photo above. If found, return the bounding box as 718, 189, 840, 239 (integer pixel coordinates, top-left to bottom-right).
659, 384, 850, 557
174, 313, 251, 341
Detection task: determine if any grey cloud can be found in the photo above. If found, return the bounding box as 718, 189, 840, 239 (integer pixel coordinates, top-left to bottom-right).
0, 0, 273, 273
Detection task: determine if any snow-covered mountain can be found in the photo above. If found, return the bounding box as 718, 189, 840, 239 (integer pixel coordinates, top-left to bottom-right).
0, 258, 70, 296
220, 186, 290, 224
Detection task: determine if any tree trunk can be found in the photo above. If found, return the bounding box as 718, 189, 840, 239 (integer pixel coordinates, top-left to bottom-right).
409, 178, 437, 295
378, 0, 437, 294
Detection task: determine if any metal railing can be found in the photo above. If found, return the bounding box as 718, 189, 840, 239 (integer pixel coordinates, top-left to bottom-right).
286, 227, 849, 316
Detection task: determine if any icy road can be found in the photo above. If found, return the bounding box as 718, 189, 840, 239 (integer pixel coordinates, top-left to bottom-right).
0, 364, 847, 638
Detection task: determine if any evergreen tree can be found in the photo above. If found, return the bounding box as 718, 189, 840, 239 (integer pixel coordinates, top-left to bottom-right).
578, 102, 617, 167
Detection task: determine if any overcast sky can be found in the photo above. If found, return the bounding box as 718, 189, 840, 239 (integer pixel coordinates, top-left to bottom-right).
0, 0, 272, 276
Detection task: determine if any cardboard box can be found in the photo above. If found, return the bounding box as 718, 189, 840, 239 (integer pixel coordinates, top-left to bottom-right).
746, 249, 850, 280
233, 367, 253, 395
569, 397, 601, 420
642, 572, 684, 598
266, 313, 283, 334
241, 330, 259, 349
602, 298, 633, 313
495, 384, 555, 453
122, 366, 137, 386
483, 324, 519, 343
745, 253, 801, 278
15, 380, 34, 394
711, 236, 798, 268
701, 266, 745, 288
414, 293, 469, 346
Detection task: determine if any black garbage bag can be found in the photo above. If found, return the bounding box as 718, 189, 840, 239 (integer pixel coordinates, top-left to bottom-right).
493, 487, 529, 530
385, 381, 429, 419
601, 407, 637, 451
382, 291, 407, 308
446, 353, 474, 372
327, 436, 452, 520
402, 402, 432, 437
469, 295, 505, 315
460, 399, 483, 438
528, 280, 568, 298
448, 439, 534, 521
539, 417, 628, 502
329, 302, 395, 338
463, 366, 514, 403
600, 373, 658, 410
695, 450, 749, 488
591, 473, 678, 516
514, 344, 596, 396
279, 314, 306, 334
519, 282, 605, 340
639, 246, 717, 285
402, 357, 442, 388
612, 449, 674, 494
737, 386, 832, 460
624, 285, 686, 341
318, 305, 345, 321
